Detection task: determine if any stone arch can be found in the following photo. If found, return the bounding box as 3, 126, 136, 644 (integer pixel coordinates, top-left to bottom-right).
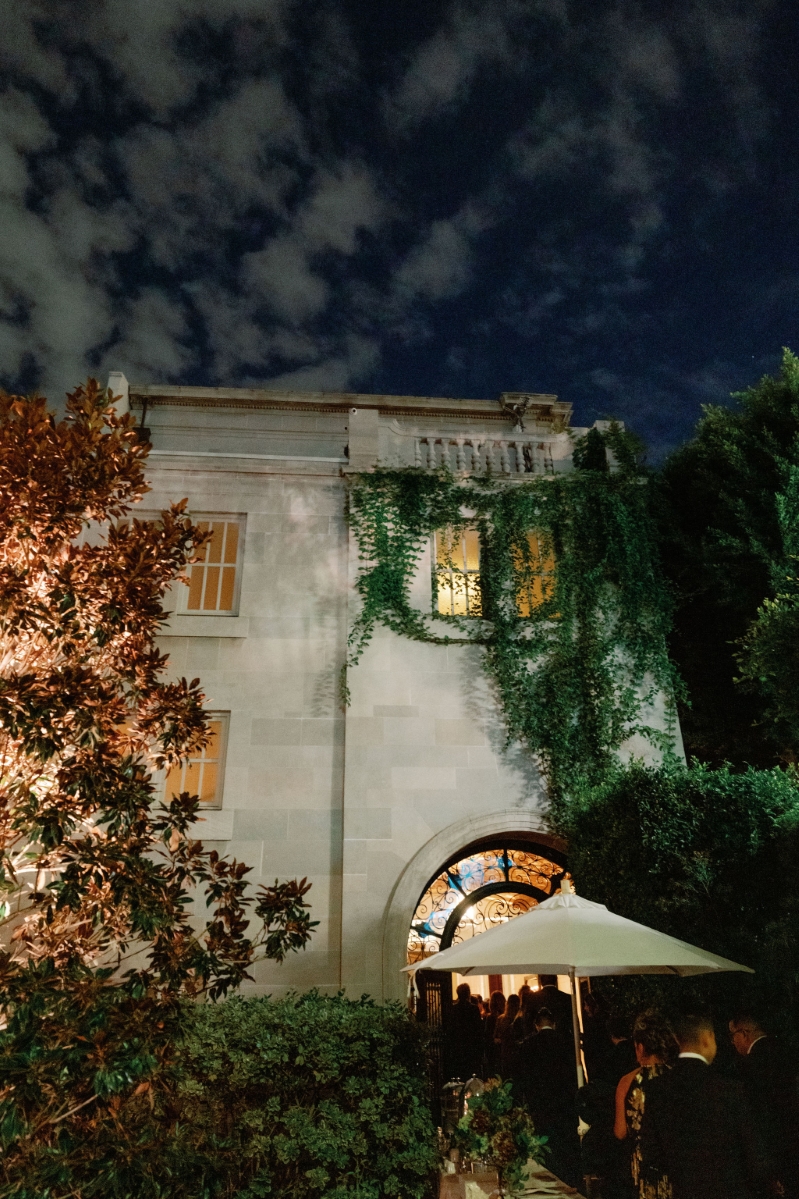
380, 809, 566, 1002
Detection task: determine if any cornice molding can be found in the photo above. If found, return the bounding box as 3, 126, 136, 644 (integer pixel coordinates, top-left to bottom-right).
129, 385, 571, 426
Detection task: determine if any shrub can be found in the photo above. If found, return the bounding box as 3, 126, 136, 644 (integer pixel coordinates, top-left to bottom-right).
453, 1080, 546, 1198
135, 991, 439, 1199
561, 762, 799, 1038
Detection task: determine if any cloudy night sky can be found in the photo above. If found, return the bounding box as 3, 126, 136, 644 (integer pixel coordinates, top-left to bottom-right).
0, 1, 797, 456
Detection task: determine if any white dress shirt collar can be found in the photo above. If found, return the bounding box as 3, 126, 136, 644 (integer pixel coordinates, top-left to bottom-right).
678, 1051, 711, 1064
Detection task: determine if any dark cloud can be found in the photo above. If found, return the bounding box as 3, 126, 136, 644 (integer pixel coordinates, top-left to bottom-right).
0, 0, 796, 453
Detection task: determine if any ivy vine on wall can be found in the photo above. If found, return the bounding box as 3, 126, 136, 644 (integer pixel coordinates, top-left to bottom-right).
344, 428, 681, 807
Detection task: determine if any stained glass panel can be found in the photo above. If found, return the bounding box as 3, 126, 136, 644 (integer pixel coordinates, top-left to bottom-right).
450, 892, 538, 946
406, 842, 565, 964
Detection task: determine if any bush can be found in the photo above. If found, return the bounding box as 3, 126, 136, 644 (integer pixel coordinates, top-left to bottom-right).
560, 762, 799, 1039
134, 991, 439, 1199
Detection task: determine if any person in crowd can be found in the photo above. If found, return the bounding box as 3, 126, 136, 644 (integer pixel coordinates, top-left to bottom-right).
601, 1014, 639, 1084
582, 990, 611, 1079
729, 1010, 799, 1198
614, 1011, 678, 1199
448, 982, 484, 1080
496, 991, 521, 1080
523, 1007, 581, 1189
513, 988, 535, 1053
579, 1011, 638, 1198
640, 1010, 770, 1199
530, 975, 574, 1039
483, 990, 506, 1078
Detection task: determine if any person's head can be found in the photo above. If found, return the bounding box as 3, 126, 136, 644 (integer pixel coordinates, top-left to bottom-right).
505, 992, 520, 1019
632, 1011, 678, 1067
521, 990, 535, 1014
673, 1011, 717, 1064
535, 1006, 555, 1031
456, 983, 472, 1003
490, 990, 506, 1016
728, 1012, 767, 1057
538, 974, 558, 989
519, 983, 532, 1002
471, 994, 483, 1009
583, 991, 600, 1018
607, 1014, 631, 1044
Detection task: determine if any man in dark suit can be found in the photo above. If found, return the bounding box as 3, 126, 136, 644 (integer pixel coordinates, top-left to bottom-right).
640, 1011, 770, 1199
447, 982, 483, 1080
529, 975, 574, 1040
523, 1007, 581, 1189
730, 1011, 799, 1198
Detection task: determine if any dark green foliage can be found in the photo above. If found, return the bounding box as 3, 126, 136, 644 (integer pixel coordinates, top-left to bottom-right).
453, 1079, 546, 1197
659, 348, 799, 766
117, 992, 439, 1199
560, 762, 799, 1039
346, 440, 678, 801
737, 463, 799, 756
571, 427, 608, 474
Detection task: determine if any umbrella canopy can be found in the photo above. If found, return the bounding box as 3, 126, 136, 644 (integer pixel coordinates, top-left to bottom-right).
404, 885, 753, 978
406, 882, 752, 1091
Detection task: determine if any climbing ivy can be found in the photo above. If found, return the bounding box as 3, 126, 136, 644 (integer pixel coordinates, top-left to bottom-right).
345, 430, 681, 805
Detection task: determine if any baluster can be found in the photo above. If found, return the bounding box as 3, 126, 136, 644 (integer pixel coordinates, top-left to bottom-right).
456, 439, 465, 472
499, 441, 510, 474
471, 440, 483, 473
428, 439, 438, 469
414, 438, 422, 468
514, 442, 525, 474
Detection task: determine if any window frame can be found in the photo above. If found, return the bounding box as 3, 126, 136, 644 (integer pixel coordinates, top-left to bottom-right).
431, 526, 555, 619
163, 710, 230, 811
176, 513, 246, 617
432, 526, 483, 617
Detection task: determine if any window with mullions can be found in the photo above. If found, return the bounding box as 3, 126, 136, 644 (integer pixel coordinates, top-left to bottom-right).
179, 516, 244, 615
164, 712, 229, 809
433, 527, 555, 618
434, 527, 482, 616
513, 531, 556, 616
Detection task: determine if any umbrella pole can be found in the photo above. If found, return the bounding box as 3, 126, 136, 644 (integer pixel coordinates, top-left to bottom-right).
568, 967, 585, 1089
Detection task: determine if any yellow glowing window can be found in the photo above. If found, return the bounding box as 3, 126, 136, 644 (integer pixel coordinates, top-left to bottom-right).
183, 518, 242, 614
164, 714, 228, 808
515, 531, 556, 616
435, 527, 482, 616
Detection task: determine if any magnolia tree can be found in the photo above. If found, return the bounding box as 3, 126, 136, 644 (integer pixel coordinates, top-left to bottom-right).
0, 381, 314, 1191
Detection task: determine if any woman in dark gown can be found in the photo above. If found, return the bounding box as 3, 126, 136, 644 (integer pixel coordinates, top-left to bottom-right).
614, 1012, 678, 1199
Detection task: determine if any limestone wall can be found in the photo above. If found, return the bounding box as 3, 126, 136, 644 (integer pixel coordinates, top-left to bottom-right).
136, 383, 681, 1003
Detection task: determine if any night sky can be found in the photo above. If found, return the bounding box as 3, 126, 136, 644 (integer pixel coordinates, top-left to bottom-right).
1, 1, 797, 456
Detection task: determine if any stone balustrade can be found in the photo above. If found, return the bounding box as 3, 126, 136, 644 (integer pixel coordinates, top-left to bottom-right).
413, 436, 555, 475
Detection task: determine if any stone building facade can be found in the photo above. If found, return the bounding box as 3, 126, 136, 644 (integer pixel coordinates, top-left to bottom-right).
108, 373, 680, 1004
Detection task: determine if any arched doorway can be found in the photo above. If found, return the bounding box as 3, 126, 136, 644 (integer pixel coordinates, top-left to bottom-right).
408, 836, 567, 1103
407, 839, 568, 965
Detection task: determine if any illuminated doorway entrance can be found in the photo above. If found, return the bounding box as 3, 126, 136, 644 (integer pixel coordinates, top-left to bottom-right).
409, 837, 568, 1101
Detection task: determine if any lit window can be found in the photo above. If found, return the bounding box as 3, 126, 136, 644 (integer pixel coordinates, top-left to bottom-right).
434, 527, 482, 616
407, 843, 567, 965
514, 531, 556, 616
164, 713, 228, 809
180, 517, 244, 615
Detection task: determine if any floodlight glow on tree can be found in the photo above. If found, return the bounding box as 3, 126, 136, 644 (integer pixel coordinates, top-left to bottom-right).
0, 380, 315, 1195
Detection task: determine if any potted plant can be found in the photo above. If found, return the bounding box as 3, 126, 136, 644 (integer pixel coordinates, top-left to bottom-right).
452, 1079, 548, 1197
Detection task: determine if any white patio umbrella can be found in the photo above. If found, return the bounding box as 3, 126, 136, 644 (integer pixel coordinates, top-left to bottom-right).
405, 880, 753, 1087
